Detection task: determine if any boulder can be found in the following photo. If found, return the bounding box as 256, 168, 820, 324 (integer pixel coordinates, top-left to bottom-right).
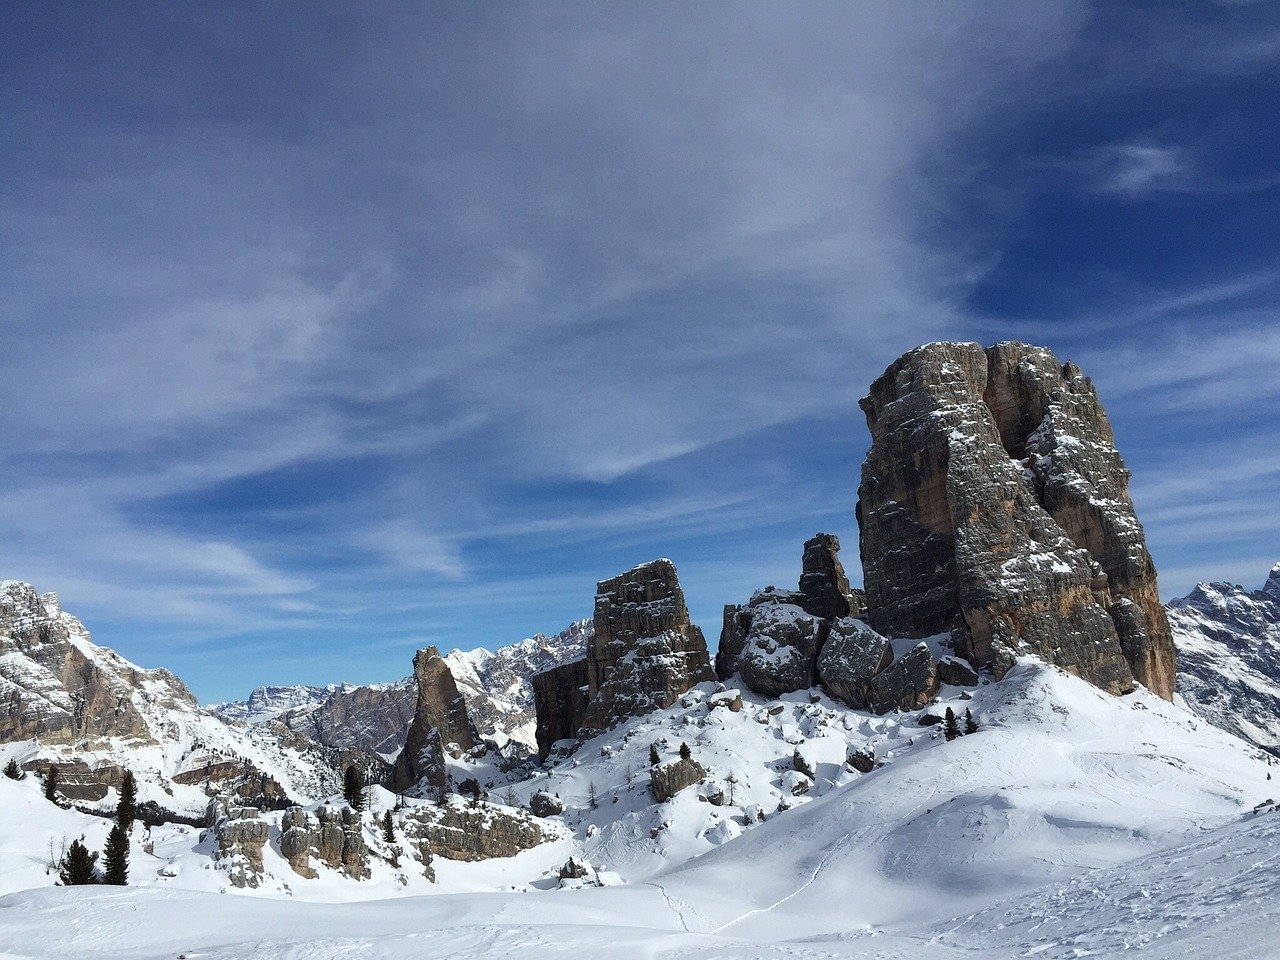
529, 790, 565, 818
937, 655, 980, 687
738, 603, 827, 698
390, 647, 474, 792
857, 341, 1175, 700
649, 757, 707, 802
866, 643, 939, 713
816, 618, 893, 708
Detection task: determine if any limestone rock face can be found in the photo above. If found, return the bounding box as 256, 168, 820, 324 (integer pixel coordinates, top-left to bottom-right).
866, 643, 939, 713
533, 560, 713, 757
798, 533, 857, 620
738, 603, 827, 698
209, 803, 270, 889
0, 581, 177, 745
531, 659, 590, 762
402, 801, 548, 861
649, 756, 707, 802
857, 342, 1175, 700
390, 647, 475, 792
816, 618, 893, 709
578, 560, 715, 739
279, 804, 370, 879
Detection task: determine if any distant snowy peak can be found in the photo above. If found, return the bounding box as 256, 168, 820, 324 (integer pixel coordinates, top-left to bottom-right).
211, 619, 593, 756
1168, 563, 1280, 751
445, 618, 592, 749
211, 684, 339, 725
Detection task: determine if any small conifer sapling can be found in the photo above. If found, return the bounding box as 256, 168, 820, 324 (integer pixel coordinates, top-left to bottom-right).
964, 708, 978, 735
944, 708, 961, 742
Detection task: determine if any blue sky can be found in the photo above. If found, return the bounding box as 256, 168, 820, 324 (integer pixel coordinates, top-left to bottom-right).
3, 2, 1278, 703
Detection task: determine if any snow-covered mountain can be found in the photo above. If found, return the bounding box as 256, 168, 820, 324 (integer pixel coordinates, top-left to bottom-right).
0, 581, 354, 816
213, 620, 591, 756
1, 655, 1275, 958
211, 685, 340, 725
1169, 562, 1280, 752
443, 619, 592, 749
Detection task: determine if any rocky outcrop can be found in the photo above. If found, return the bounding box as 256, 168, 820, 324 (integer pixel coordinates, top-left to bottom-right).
816, 618, 893, 709
402, 801, 549, 861
279, 804, 370, 879
716, 535, 866, 689
209, 802, 271, 889
857, 342, 1175, 700
390, 647, 475, 792
650, 756, 707, 802
532, 659, 590, 761
799, 534, 861, 620
532, 560, 713, 758
1169, 564, 1280, 751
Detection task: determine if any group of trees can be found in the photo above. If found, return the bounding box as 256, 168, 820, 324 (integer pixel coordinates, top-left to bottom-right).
57, 770, 136, 887
648, 741, 694, 766
943, 708, 980, 742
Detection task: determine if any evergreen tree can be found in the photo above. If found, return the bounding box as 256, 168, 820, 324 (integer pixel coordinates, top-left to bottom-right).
588, 780, 598, 809
649, 744, 660, 766
679, 741, 691, 761
435, 775, 451, 807
116, 770, 137, 831
964, 708, 978, 735
102, 824, 129, 885
58, 839, 97, 885
381, 810, 396, 844
44, 766, 60, 803
944, 708, 961, 742
3, 759, 20, 780
343, 764, 364, 811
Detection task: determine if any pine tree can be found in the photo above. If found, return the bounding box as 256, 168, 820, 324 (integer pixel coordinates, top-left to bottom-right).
649, 744, 660, 766
58, 839, 97, 885
343, 765, 364, 811
944, 708, 961, 742
588, 780, 598, 809
964, 708, 978, 734
679, 741, 691, 761
381, 810, 396, 844
102, 824, 129, 885
44, 766, 60, 803
116, 770, 137, 831
3, 759, 20, 780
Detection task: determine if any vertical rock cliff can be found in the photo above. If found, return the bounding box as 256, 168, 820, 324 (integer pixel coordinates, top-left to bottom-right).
532, 559, 713, 759
389, 647, 475, 791
856, 341, 1175, 699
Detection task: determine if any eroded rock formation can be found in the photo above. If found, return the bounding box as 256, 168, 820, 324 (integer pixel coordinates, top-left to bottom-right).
280, 804, 370, 879
532, 560, 713, 759
857, 341, 1175, 699
650, 756, 707, 802
401, 801, 548, 861
390, 647, 475, 792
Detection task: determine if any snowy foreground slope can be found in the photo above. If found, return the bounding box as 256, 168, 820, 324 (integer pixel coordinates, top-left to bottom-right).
1, 660, 1276, 958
